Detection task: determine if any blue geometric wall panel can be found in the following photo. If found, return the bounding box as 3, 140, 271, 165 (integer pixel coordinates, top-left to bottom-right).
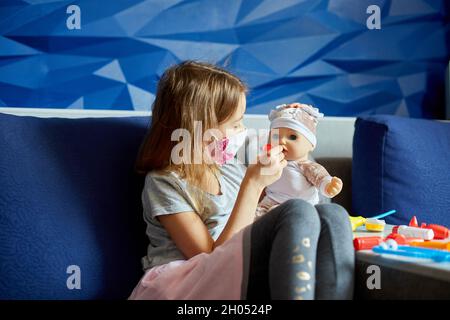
0, 0, 449, 118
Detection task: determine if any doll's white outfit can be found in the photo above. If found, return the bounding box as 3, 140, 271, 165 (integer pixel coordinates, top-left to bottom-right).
256, 160, 333, 217
255, 104, 333, 218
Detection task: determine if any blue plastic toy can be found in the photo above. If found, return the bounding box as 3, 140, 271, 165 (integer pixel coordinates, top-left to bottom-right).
373, 243, 450, 262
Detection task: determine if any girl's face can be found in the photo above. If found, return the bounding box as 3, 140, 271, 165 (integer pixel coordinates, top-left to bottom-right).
217, 93, 246, 137
270, 127, 313, 161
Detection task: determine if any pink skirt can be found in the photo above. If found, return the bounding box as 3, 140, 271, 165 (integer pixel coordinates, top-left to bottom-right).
128, 226, 251, 300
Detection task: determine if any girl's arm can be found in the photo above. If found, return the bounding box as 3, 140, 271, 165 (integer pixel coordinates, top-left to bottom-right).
215, 144, 287, 248
213, 175, 264, 248
157, 175, 264, 259
158, 145, 286, 258
157, 212, 216, 258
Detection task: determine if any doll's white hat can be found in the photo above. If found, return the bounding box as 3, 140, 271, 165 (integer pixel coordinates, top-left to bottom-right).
269, 103, 324, 147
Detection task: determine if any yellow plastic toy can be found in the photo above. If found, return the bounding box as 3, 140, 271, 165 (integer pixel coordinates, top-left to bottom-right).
365, 218, 386, 232
349, 210, 396, 231
349, 216, 367, 231
410, 240, 450, 251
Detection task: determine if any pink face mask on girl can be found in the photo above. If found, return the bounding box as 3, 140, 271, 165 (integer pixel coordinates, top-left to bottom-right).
207, 129, 248, 166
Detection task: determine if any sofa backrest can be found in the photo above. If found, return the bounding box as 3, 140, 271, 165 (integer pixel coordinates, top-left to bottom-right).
0, 113, 150, 299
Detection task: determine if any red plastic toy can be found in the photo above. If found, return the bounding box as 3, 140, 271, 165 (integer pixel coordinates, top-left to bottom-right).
263, 143, 272, 152
384, 233, 423, 245
407, 216, 449, 240
353, 237, 383, 250
409, 216, 418, 227
420, 223, 449, 240
385, 233, 408, 245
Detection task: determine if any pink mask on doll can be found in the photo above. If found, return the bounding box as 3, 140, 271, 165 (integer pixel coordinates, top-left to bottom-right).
207, 129, 248, 166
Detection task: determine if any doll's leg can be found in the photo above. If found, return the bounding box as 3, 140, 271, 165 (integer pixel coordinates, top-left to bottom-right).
254, 204, 269, 218
245, 199, 320, 300
255, 196, 280, 220
314, 203, 355, 300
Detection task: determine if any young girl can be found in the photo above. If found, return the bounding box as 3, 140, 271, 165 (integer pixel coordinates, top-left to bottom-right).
129, 61, 354, 300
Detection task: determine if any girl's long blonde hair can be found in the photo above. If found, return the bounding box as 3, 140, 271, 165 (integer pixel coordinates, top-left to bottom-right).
135, 61, 248, 213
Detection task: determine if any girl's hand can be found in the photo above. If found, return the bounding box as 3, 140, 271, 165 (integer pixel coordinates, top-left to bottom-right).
244, 144, 287, 190
325, 177, 343, 197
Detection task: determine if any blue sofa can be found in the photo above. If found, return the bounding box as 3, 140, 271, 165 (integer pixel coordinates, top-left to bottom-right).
0, 113, 150, 299
1, 112, 449, 299
352, 115, 450, 227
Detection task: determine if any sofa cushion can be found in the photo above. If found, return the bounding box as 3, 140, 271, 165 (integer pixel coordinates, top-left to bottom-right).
352, 115, 450, 227
0, 113, 149, 299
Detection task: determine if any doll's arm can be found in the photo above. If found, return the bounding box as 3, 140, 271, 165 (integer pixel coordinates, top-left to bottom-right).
299, 161, 342, 198
323, 176, 343, 198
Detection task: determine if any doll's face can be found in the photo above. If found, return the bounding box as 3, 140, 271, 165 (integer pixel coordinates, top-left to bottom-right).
269, 127, 314, 161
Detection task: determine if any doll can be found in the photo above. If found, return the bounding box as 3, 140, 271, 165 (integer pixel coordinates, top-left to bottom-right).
255, 103, 343, 218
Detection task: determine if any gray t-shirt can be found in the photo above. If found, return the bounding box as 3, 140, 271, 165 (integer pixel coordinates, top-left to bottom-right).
141, 161, 247, 270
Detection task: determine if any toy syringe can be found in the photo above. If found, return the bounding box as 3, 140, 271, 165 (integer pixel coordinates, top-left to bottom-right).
373, 244, 450, 262
349, 210, 396, 231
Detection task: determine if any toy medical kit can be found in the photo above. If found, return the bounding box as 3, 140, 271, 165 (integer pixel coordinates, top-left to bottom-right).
353, 236, 383, 251
407, 216, 448, 240
349, 216, 366, 231
380, 239, 399, 250
373, 242, 450, 262
392, 225, 434, 240
410, 240, 450, 251
263, 143, 272, 152
420, 224, 449, 240
409, 216, 418, 227
354, 234, 425, 251
365, 218, 385, 232
349, 209, 396, 231
384, 233, 423, 245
